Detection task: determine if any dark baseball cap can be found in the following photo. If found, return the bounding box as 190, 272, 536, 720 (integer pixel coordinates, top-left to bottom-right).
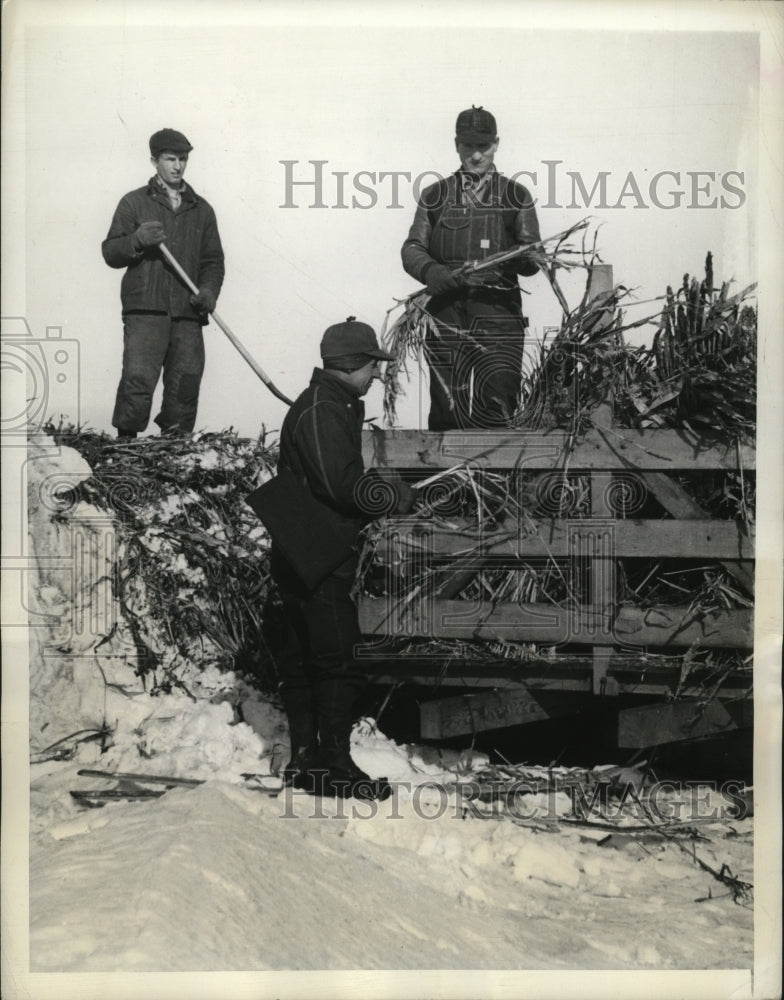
149, 128, 193, 157
320, 317, 394, 361
455, 106, 498, 144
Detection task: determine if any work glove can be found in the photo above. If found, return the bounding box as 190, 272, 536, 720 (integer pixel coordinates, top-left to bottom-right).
189, 288, 217, 314
423, 263, 461, 297
515, 245, 539, 278
133, 221, 166, 249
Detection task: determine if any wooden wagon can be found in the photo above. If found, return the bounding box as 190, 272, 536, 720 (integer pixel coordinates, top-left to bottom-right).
356, 424, 754, 749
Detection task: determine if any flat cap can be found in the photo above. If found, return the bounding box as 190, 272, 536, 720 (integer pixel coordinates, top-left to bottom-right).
149, 128, 193, 157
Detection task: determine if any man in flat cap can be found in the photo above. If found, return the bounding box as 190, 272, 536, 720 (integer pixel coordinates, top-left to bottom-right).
402, 106, 541, 430
102, 128, 225, 437
269, 318, 414, 801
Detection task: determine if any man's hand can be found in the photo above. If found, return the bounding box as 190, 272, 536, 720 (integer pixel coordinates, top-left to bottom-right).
424, 263, 461, 297
133, 221, 166, 249
189, 288, 217, 314
369, 468, 418, 515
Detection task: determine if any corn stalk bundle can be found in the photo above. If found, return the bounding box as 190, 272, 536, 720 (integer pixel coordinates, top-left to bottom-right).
514, 277, 646, 432
522, 253, 757, 441
645, 254, 756, 440
44, 424, 279, 690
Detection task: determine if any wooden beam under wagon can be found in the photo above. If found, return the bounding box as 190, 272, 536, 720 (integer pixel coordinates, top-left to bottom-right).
419, 686, 570, 740
360, 650, 752, 698
617, 699, 753, 748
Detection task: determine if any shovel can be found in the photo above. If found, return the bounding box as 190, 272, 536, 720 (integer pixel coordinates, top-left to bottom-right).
160, 243, 293, 406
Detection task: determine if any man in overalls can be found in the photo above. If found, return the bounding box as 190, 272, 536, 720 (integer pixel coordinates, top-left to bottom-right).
401, 107, 541, 430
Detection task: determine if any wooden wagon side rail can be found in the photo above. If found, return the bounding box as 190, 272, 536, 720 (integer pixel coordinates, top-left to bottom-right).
358, 599, 753, 649
363, 428, 756, 472
369, 518, 753, 561
358, 427, 755, 708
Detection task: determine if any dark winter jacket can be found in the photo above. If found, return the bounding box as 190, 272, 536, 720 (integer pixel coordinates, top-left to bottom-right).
278, 368, 369, 542
102, 178, 225, 323
401, 168, 540, 290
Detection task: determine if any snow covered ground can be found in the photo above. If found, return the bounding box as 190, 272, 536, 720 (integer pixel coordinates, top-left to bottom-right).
2, 437, 776, 999
29, 757, 755, 974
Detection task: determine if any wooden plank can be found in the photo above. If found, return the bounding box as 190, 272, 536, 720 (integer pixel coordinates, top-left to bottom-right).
642, 471, 755, 595
364, 428, 755, 472
420, 686, 562, 739
372, 518, 754, 561
362, 646, 752, 698
612, 602, 753, 649
584, 265, 617, 429
617, 699, 753, 748
358, 597, 753, 648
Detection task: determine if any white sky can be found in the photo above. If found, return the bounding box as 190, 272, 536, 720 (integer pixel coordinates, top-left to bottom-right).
3, 1, 768, 438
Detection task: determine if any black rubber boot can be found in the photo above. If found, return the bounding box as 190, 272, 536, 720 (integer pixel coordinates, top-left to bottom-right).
282, 743, 320, 791
315, 676, 391, 801
280, 694, 318, 790
314, 749, 392, 801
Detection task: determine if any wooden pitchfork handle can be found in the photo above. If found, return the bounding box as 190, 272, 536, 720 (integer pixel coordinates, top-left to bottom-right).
159, 242, 294, 407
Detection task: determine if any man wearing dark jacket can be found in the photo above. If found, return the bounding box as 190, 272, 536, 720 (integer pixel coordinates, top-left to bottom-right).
271, 318, 413, 801
102, 128, 225, 437
402, 106, 541, 430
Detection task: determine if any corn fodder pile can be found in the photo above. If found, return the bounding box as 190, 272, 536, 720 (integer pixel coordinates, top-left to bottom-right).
364, 249, 756, 680
512, 254, 756, 438
383, 239, 756, 443
45, 425, 280, 693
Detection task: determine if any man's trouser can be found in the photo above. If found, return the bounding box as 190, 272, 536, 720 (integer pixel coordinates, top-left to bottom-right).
112, 313, 205, 434
270, 549, 365, 765
424, 289, 527, 431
